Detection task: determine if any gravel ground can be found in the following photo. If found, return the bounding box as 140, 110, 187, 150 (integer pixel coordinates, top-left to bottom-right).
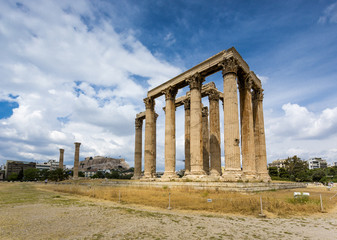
0, 184, 336, 240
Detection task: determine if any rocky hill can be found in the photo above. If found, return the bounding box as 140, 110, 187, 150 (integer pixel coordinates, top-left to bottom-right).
79, 156, 129, 171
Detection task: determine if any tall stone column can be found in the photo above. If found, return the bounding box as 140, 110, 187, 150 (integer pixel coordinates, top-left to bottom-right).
73, 142, 81, 180
59, 148, 64, 169
240, 76, 256, 178
133, 118, 143, 179
143, 97, 156, 178
202, 106, 209, 174
153, 113, 158, 175
208, 90, 221, 176
183, 99, 191, 175
253, 89, 270, 181
163, 87, 178, 179
187, 73, 205, 175
221, 58, 242, 179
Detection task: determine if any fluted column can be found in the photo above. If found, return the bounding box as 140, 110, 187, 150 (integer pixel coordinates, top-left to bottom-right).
253, 89, 270, 181
73, 142, 81, 180
240, 75, 256, 177
59, 148, 64, 169
133, 118, 143, 179
183, 99, 191, 175
221, 58, 241, 175
208, 90, 221, 176
163, 87, 178, 179
187, 73, 205, 175
153, 113, 158, 175
202, 106, 209, 174
143, 97, 156, 178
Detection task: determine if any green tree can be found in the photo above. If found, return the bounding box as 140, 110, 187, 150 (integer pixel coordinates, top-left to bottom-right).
312, 169, 326, 182
48, 168, 69, 181
284, 155, 308, 181
278, 167, 289, 179
8, 173, 18, 181
23, 168, 39, 181
268, 167, 278, 177
17, 169, 24, 181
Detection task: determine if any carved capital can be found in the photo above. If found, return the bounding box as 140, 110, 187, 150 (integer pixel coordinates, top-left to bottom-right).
239, 73, 252, 91
154, 113, 159, 121
252, 88, 264, 102
144, 97, 155, 110
220, 57, 238, 76
207, 89, 220, 102
202, 106, 208, 117
135, 118, 143, 129
183, 99, 190, 110
186, 72, 204, 91
162, 86, 178, 101
59, 149, 64, 153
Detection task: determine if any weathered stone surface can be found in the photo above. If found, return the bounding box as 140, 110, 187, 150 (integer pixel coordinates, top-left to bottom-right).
73, 142, 81, 180
79, 156, 129, 171
59, 149, 64, 169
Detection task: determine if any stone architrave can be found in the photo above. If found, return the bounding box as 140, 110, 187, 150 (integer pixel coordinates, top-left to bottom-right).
221, 58, 242, 178
73, 142, 81, 180
59, 148, 64, 169
208, 90, 221, 176
133, 118, 143, 179
143, 97, 156, 178
183, 99, 191, 174
187, 73, 205, 175
202, 106, 210, 174
162, 86, 178, 179
240, 75, 256, 178
253, 89, 270, 181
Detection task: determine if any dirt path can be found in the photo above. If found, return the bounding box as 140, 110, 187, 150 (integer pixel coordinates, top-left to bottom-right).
0, 183, 336, 240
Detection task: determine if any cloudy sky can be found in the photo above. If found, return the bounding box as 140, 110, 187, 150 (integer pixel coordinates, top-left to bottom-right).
1, 0, 337, 170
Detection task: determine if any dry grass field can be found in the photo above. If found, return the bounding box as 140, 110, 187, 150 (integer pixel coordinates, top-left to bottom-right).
41, 180, 337, 217
0, 182, 337, 240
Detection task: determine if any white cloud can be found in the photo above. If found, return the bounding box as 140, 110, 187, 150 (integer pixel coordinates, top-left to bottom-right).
0, 0, 182, 165
318, 2, 337, 24
256, 74, 268, 84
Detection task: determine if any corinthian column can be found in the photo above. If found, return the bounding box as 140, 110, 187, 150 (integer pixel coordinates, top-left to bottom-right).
240, 75, 256, 178
202, 106, 209, 174
59, 148, 64, 169
73, 142, 81, 180
221, 58, 242, 180
208, 90, 221, 176
143, 97, 156, 178
133, 118, 143, 179
187, 73, 205, 175
253, 88, 270, 181
153, 113, 158, 175
183, 99, 191, 175
162, 86, 178, 179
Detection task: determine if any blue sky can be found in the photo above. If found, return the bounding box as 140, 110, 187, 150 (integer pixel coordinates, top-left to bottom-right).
1, 0, 337, 169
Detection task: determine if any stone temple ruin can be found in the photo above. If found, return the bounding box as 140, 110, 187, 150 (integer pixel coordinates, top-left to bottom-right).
133, 47, 271, 182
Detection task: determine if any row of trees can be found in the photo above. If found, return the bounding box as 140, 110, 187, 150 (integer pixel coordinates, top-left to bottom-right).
91, 168, 134, 179
268, 156, 337, 183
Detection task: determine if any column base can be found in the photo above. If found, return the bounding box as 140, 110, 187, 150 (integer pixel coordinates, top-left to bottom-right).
221, 169, 242, 181
131, 174, 142, 180
209, 169, 221, 177
257, 172, 271, 182
242, 171, 258, 181
184, 169, 191, 176
161, 172, 179, 181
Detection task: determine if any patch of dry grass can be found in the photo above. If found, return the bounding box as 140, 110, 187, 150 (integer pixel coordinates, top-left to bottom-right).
39, 182, 337, 217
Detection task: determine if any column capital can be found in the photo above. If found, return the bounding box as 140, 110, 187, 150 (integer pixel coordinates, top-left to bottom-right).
220, 57, 239, 76
183, 99, 190, 110
59, 148, 64, 153
162, 86, 178, 101
239, 73, 253, 91
252, 88, 264, 102
202, 106, 208, 117
74, 142, 81, 147
144, 97, 155, 110
135, 118, 143, 130
207, 89, 220, 102
154, 113, 159, 121
186, 72, 204, 91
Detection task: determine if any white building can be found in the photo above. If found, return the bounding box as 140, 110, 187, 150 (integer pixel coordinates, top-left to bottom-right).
307, 158, 327, 170
36, 160, 63, 171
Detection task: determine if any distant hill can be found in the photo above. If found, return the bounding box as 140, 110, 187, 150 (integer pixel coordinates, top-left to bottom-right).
79, 156, 129, 171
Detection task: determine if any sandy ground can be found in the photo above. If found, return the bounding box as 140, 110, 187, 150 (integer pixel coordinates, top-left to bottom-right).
0, 184, 336, 240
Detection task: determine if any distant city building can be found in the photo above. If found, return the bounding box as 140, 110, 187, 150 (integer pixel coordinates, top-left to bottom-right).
36, 159, 63, 171
5, 160, 36, 179
307, 158, 327, 170
333, 162, 337, 167
268, 159, 287, 169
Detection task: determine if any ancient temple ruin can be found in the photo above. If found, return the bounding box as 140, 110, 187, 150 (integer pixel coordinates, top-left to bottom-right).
133, 47, 270, 181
